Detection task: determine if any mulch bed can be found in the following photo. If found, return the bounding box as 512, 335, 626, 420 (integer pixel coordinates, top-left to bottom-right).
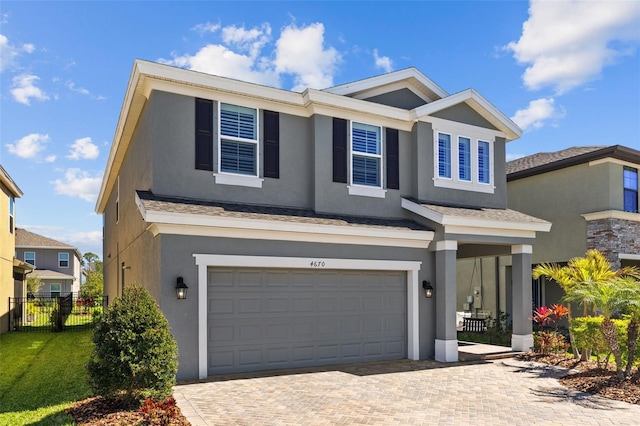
66, 396, 191, 426
517, 353, 640, 405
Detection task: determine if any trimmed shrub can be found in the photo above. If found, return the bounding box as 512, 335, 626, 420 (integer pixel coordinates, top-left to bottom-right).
87, 283, 178, 405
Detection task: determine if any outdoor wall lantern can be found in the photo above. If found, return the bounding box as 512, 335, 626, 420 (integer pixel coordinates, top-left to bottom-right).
176, 277, 188, 300
422, 280, 434, 299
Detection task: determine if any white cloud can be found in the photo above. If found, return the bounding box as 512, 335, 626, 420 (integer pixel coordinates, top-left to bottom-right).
506, 153, 526, 162
67, 137, 99, 160
11, 74, 49, 105
66, 230, 103, 247
274, 23, 340, 91
22, 43, 35, 53
160, 22, 340, 92
192, 21, 220, 35
51, 168, 102, 202
373, 49, 393, 73
66, 81, 90, 95
511, 97, 565, 132
45, 155, 57, 163
506, 0, 640, 94
0, 34, 18, 72
6, 133, 50, 158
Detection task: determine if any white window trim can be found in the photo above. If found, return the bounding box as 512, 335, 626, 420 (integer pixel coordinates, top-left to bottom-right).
457, 135, 472, 182
50, 283, 61, 297
193, 254, 422, 380
116, 176, 120, 224
58, 252, 70, 268
9, 196, 15, 234
436, 131, 452, 180
431, 119, 496, 194
348, 120, 386, 198
216, 102, 261, 185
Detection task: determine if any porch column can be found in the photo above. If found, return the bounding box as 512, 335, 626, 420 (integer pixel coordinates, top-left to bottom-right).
511, 244, 533, 352
435, 240, 458, 362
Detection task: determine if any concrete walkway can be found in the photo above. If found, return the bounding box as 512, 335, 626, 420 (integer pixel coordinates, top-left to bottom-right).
174, 358, 640, 425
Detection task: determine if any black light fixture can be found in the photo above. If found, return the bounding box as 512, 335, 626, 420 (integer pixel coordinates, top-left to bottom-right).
176, 277, 188, 300
422, 280, 434, 298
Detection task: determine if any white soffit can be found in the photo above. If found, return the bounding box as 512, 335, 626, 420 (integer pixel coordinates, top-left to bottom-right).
582, 210, 640, 222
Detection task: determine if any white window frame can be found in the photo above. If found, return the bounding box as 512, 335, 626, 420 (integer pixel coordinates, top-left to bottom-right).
58, 252, 70, 268
347, 120, 387, 198
458, 136, 472, 182
214, 102, 264, 188
431, 119, 496, 194
116, 176, 120, 224
9, 196, 15, 234
25, 251, 35, 266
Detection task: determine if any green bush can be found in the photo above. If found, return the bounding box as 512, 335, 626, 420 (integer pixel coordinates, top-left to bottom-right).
87, 283, 178, 406
571, 316, 640, 366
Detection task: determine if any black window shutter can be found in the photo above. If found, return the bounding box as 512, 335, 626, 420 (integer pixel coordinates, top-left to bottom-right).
263, 110, 280, 178
195, 98, 213, 171
386, 128, 400, 190
332, 118, 348, 183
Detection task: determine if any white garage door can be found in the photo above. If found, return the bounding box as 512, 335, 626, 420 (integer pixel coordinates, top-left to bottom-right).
207, 268, 407, 375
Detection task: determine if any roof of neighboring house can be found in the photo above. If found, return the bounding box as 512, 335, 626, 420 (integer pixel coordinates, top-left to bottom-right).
15, 228, 82, 259
507, 145, 640, 181
0, 164, 23, 197
136, 190, 430, 232
30, 269, 76, 280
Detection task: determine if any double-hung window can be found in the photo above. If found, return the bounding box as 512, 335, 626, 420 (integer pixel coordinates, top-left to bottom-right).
50, 283, 61, 298
351, 122, 382, 187
9, 196, 14, 234
433, 120, 496, 194
25, 252, 35, 266
623, 166, 638, 213
59, 252, 69, 268
219, 103, 258, 176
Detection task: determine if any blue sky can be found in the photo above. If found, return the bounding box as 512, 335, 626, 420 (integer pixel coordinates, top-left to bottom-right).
1, 1, 639, 259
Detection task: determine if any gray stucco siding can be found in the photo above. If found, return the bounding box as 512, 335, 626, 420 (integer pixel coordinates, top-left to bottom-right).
431, 103, 498, 130
363, 88, 428, 110
157, 234, 434, 380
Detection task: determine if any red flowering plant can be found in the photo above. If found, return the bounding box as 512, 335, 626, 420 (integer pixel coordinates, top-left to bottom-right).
532, 304, 569, 354
140, 397, 180, 425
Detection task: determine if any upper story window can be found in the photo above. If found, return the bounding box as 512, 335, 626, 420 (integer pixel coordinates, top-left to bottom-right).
59, 252, 69, 268
433, 121, 496, 194
116, 176, 120, 224
9, 196, 15, 234
351, 122, 382, 187
623, 166, 638, 213
219, 103, 258, 176
24, 251, 35, 266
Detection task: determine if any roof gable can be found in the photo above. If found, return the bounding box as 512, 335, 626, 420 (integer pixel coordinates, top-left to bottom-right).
323, 67, 448, 104
15, 228, 82, 258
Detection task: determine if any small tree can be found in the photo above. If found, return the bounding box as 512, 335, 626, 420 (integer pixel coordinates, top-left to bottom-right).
87, 283, 178, 406
27, 276, 42, 297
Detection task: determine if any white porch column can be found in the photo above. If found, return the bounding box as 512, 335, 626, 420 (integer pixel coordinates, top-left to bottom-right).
434, 240, 458, 362
511, 244, 534, 352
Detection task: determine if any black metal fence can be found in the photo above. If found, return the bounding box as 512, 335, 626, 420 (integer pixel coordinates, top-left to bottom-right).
9, 294, 108, 332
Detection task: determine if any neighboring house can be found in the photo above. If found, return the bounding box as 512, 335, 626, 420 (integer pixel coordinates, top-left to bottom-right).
15, 228, 82, 297
0, 165, 32, 333
506, 145, 640, 308
96, 60, 550, 380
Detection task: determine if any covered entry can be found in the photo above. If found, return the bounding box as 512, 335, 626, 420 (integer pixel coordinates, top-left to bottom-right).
207, 268, 406, 375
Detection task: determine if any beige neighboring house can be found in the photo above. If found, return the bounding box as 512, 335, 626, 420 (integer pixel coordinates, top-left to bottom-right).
507, 145, 640, 307
15, 228, 82, 297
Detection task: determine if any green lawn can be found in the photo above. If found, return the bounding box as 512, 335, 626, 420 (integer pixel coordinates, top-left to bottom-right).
0, 330, 94, 425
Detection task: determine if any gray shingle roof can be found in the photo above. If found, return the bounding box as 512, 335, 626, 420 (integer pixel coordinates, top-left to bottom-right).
415, 202, 549, 224
30, 269, 76, 280
16, 228, 75, 248
506, 146, 607, 175
137, 191, 430, 232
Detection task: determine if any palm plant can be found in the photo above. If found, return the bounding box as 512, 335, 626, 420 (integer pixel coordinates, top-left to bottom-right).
615, 276, 640, 378
533, 249, 639, 362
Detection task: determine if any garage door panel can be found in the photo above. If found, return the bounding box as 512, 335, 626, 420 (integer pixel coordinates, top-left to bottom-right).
208, 268, 406, 375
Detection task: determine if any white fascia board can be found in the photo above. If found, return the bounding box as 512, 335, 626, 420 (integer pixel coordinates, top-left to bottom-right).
589, 158, 640, 169
412, 89, 522, 141
324, 68, 448, 99
143, 209, 433, 247
446, 225, 538, 239
582, 210, 640, 222
620, 253, 640, 261
401, 198, 551, 233
0, 166, 23, 197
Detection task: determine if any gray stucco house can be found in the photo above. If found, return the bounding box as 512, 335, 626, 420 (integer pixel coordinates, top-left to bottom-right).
95, 60, 550, 381
506, 145, 640, 307
15, 228, 82, 297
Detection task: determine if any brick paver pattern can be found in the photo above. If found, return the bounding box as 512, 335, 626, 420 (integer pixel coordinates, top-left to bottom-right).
174, 359, 640, 426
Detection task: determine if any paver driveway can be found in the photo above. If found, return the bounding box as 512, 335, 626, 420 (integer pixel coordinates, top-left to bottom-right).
174, 358, 640, 425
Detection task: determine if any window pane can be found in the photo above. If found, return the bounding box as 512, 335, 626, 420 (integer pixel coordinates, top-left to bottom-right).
220, 103, 257, 140
352, 123, 380, 155
25, 252, 35, 266
220, 140, 256, 175
458, 137, 471, 181
478, 141, 490, 184
352, 155, 380, 186
9, 197, 14, 215
624, 189, 638, 213
438, 133, 451, 178
59, 253, 69, 267
624, 168, 638, 191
